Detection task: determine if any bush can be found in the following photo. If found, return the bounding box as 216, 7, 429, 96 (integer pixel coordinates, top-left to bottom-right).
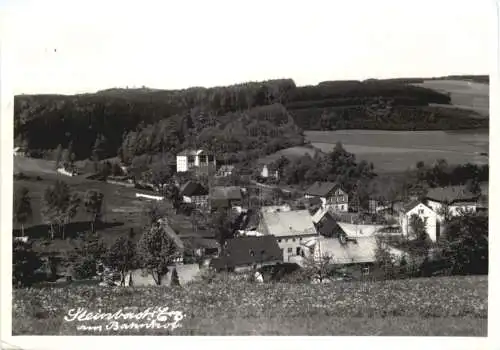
71, 256, 97, 280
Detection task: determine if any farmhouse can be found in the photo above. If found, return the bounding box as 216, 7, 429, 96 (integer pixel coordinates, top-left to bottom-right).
258, 209, 318, 262
210, 186, 244, 212
304, 182, 349, 212
399, 201, 439, 242
308, 236, 378, 267
424, 185, 487, 217
210, 236, 283, 272
180, 181, 209, 209
176, 149, 217, 173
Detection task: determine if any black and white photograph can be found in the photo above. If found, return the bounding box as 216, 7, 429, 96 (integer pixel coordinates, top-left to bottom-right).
0, 0, 497, 346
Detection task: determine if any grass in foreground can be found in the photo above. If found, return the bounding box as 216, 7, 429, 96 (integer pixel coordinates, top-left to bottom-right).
12, 275, 487, 336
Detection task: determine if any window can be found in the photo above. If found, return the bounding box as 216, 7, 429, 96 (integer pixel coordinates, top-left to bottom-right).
278, 239, 282, 243
280, 248, 284, 256
299, 237, 302, 241
287, 248, 293, 254
418, 209, 424, 215
296, 247, 301, 255
292, 238, 296, 242
188, 156, 195, 163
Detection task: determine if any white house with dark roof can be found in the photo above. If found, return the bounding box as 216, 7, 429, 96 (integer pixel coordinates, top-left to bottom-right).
176, 149, 216, 173
399, 201, 438, 242
424, 185, 487, 217
258, 209, 319, 262
304, 182, 349, 212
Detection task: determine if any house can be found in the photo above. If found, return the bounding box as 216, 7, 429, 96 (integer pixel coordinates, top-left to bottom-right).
336, 222, 388, 238
304, 182, 349, 212
216, 165, 235, 177
308, 236, 378, 267
182, 237, 220, 258
258, 209, 319, 262
210, 236, 283, 272
176, 149, 217, 173
13, 146, 26, 157
399, 201, 439, 242
424, 185, 487, 217
210, 186, 244, 212
180, 181, 209, 209
312, 209, 344, 238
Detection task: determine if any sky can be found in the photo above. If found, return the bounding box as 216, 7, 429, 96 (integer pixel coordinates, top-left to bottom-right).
0, 0, 492, 95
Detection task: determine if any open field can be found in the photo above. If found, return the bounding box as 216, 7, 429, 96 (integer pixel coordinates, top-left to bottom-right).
305, 129, 489, 173
12, 275, 487, 336
13, 157, 212, 257
412, 79, 489, 116
13, 156, 58, 175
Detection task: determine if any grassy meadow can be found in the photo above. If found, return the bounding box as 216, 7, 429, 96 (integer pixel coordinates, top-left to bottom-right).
12, 156, 209, 258
412, 79, 489, 116
12, 275, 487, 336
305, 129, 489, 173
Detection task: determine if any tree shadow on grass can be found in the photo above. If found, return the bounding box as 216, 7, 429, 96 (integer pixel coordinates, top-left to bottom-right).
13, 221, 125, 240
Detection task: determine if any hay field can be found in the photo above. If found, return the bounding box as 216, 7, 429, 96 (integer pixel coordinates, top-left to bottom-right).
306, 129, 488, 173
412, 79, 489, 116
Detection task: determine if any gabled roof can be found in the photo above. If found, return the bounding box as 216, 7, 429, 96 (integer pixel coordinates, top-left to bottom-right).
312, 207, 329, 224
425, 185, 483, 204
307, 196, 323, 207
336, 222, 386, 237
402, 200, 423, 213
180, 181, 208, 197
315, 213, 340, 237
314, 236, 377, 264
210, 236, 282, 269
260, 210, 317, 237
305, 182, 341, 197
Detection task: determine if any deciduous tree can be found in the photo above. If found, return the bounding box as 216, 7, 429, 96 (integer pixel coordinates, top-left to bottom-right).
13, 187, 32, 236
84, 190, 104, 233
136, 222, 179, 285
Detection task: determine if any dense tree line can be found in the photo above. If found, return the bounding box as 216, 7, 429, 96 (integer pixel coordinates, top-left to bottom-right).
290, 104, 488, 131
15, 77, 487, 165
267, 142, 376, 195
415, 160, 488, 188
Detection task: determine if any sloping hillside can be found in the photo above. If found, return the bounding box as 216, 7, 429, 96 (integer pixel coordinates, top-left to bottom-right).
14, 76, 488, 164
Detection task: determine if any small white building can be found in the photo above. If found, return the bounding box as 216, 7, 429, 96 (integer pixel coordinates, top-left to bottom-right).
176, 149, 216, 173
399, 201, 438, 242
260, 164, 279, 179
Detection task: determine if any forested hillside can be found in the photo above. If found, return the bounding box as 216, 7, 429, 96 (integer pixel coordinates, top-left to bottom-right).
14, 77, 488, 164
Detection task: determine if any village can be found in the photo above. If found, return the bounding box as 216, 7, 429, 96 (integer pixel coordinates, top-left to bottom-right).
34, 146, 484, 287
